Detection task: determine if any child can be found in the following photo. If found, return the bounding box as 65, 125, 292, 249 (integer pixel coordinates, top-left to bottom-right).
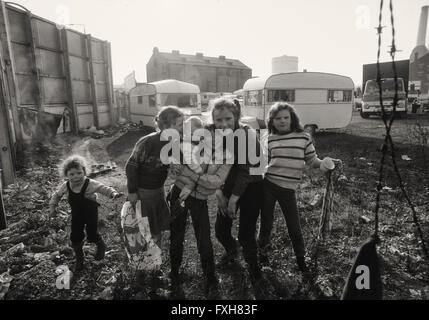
125, 106, 184, 249
49, 155, 121, 271
181, 116, 204, 174
168, 116, 204, 203
172, 116, 226, 202
211, 98, 266, 293
168, 140, 231, 299
258, 102, 336, 272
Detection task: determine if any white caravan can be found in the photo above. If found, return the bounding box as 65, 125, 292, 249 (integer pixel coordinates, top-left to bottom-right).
130, 79, 201, 127
242, 72, 354, 131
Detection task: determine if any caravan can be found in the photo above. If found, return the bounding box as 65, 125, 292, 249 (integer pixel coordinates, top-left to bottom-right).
242, 72, 354, 131
129, 79, 201, 127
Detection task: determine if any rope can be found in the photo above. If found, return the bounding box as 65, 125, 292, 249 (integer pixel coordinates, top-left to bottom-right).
318, 160, 344, 240
309, 162, 343, 285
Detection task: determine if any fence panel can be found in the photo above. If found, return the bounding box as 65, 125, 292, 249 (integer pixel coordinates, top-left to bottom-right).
2, 1, 115, 137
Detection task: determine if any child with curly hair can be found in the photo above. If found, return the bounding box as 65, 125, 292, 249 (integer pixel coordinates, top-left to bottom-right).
49, 155, 121, 271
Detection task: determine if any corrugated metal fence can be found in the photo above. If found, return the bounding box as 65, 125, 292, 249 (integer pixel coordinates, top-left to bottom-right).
0, 1, 117, 186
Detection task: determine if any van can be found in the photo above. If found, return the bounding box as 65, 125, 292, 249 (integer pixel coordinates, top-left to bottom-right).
361, 78, 407, 118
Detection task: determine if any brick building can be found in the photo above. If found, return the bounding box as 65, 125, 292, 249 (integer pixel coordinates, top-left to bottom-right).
146, 47, 252, 93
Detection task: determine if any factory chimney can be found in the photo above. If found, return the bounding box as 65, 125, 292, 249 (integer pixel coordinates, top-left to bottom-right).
416, 6, 429, 47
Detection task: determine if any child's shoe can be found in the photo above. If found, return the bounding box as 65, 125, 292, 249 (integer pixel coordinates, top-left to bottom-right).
95, 239, 106, 260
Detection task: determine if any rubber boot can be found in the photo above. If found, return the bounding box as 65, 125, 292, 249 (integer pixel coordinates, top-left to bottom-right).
72, 242, 84, 272
94, 238, 106, 261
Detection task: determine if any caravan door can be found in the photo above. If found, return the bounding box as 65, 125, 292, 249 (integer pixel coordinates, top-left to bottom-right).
243, 77, 266, 128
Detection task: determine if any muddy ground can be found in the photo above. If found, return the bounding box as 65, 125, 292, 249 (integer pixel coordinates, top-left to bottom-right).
1, 112, 428, 300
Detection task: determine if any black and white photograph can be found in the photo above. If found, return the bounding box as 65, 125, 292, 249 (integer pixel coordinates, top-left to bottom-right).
0, 0, 428, 309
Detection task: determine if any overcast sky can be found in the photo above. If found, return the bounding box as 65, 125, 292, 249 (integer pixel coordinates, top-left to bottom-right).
10, 0, 429, 86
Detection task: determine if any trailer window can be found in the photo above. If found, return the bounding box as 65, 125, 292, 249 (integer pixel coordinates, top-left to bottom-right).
328, 90, 352, 103
137, 96, 143, 104
245, 90, 262, 106
267, 90, 295, 103
160, 94, 198, 108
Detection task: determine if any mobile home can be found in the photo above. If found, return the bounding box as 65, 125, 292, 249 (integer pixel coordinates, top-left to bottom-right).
130, 79, 201, 127
242, 72, 354, 131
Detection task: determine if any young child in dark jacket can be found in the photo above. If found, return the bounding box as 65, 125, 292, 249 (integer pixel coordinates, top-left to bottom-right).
50, 155, 121, 271
125, 106, 184, 249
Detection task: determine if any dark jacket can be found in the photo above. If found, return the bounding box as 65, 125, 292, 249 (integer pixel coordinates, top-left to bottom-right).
205, 124, 263, 198
125, 132, 170, 192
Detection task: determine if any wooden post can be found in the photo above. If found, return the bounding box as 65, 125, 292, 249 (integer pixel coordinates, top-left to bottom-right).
86, 34, 99, 129
60, 28, 79, 133
0, 1, 22, 144
0, 75, 15, 186
104, 41, 115, 125
126, 92, 131, 120
0, 169, 7, 230
0, 3, 15, 187
25, 11, 43, 111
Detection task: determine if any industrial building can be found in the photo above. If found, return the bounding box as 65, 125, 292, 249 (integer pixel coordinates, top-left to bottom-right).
271, 55, 298, 74
146, 47, 252, 93
409, 5, 429, 101
362, 6, 429, 104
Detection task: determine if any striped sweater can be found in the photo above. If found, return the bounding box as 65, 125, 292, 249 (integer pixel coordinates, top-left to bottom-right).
265, 131, 320, 190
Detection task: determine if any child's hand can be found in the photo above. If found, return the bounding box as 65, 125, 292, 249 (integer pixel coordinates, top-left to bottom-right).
332, 158, 343, 167
111, 192, 124, 200
194, 166, 203, 174
227, 195, 239, 220
216, 190, 228, 216
128, 193, 139, 208
179, 187, 192, 203
320, 157, 335, 173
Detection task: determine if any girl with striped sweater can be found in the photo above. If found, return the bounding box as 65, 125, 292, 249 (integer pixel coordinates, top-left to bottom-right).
259, 102, 336, 272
